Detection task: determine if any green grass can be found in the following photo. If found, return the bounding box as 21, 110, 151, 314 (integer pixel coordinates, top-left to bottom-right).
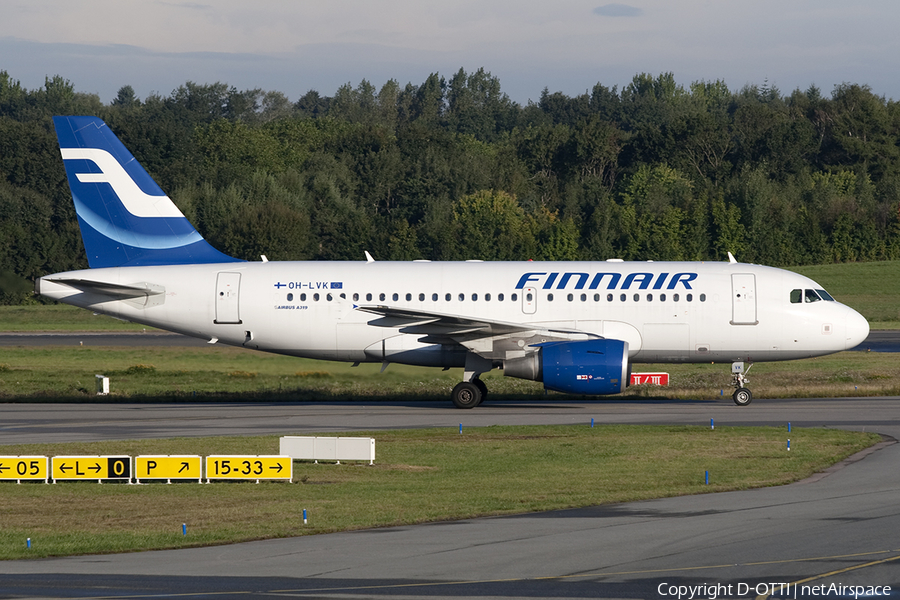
0, 425, 880, 559
791, 260, 900, 328
0, 345, 896, 401
0, 304, 151, 332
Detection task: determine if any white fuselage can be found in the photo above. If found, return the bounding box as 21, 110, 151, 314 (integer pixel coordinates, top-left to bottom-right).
37, 260, 869, 369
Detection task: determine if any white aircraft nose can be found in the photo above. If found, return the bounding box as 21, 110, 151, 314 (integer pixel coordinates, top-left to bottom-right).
843, 306, 870, 350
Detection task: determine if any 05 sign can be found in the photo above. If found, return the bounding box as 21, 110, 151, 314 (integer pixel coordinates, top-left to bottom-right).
0, 456, 49, 482
206, 455, 292, 482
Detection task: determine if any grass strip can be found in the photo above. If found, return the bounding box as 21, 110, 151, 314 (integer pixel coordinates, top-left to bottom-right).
0, 425, 881, 560
0, 346, 898, 401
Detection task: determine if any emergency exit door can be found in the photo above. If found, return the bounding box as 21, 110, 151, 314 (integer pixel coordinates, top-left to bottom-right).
215, 272, 242, 324
731, 273, 757, 325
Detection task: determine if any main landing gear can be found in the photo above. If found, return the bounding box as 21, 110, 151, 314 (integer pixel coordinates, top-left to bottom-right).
451, 378, 487, 409
451, 354, 492, 409
731, 361, 753, 406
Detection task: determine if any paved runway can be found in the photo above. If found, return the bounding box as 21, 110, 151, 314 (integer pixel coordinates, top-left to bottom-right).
1, 398, 899, 599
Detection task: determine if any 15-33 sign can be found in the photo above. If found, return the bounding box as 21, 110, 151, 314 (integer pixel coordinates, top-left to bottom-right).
206, 455, 292, 482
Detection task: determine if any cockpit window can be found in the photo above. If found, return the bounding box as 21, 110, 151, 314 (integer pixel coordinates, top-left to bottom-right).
804, 289, 822, 303
791, 288, 836, 303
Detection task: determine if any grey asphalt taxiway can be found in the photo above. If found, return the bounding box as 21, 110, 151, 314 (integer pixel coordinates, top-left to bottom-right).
1, 397, 899, 599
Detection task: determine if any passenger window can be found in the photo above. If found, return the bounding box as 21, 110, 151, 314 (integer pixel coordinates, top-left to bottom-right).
660, 293, 666, 301
432, 293, 438, 301
406, 293, 412, 301
567, 293, 574, 302
594, 294, 600, 302
287, 293, 293, 301
699, 294, 706, 302
419, 293, 425, 301
607, 294, 613, 302
647, 294, 653, 301
633, 293, 640, 302
352, 293, 359, 301
790, 289, 802, 304
620, 294, 626, 302
313, 293, 320, 301
546, 293, 553, 301
366, 293, 372, 301
485, 293, 491, 301
379, 293, 385, 301
340, 293, 346, 299
300, 293, 306, 301
472, 293, 478, 301
393, 293, 399, 301
687, 294, 693, 302
673, 293, 680, 302
446, 293, 451, 301
459, 293, 465, 301
498, 293, 505, 301
512, 293, 518, 301
581, 293, 587, 302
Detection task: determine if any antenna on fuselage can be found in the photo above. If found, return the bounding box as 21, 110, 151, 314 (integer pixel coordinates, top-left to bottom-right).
364, 251, 375, 263
727, 252, 738, 264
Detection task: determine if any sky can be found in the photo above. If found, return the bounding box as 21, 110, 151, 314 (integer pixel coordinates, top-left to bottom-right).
2, 0, 899, 106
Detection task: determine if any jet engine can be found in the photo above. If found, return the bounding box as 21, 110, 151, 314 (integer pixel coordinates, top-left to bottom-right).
503, 339, 630, 395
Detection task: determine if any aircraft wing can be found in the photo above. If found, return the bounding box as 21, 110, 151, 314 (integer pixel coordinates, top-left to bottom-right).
355, 304, 598, 356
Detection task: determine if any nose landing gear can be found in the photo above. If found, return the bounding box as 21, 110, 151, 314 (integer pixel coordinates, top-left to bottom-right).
731, 361, 753, 406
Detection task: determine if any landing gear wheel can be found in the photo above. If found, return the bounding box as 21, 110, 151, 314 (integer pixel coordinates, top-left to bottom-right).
451, 381, 482, 409
732, 387, 752, 406
472, 378, 488, 405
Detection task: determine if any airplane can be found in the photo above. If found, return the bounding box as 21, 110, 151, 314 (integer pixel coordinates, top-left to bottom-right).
36, 116, 870, 408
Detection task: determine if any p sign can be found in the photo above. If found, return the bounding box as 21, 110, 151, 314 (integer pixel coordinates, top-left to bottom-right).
135, 456, 202, 483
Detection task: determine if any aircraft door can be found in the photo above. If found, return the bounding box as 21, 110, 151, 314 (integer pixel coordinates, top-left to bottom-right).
215, 272, 242, 324
522, 287, 537, 314
731, 273, 757, 325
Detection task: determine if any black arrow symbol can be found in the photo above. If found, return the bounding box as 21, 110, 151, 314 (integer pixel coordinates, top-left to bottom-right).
89, 463, 102, 473
178, 462, 189, 473
0, 464, 8, 473
270, 463, 283, 473
59, 463, 71, 473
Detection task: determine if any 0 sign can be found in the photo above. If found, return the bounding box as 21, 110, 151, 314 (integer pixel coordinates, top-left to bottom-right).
0, 456, 49, 482
51, 456, 131, 481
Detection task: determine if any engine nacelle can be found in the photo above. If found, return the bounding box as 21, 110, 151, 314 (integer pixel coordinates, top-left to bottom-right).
503, 339, 630, 395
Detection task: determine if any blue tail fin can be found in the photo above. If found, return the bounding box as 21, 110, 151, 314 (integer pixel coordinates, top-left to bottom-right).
53, 116, 240, 268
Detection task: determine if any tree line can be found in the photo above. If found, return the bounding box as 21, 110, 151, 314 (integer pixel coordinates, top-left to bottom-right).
2, 68, 900, 303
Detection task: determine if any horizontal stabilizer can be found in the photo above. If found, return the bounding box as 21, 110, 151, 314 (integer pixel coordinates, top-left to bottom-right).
38, 277, 165, 299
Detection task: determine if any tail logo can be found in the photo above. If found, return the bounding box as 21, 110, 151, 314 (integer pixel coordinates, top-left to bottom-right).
61, 148, 186, 219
